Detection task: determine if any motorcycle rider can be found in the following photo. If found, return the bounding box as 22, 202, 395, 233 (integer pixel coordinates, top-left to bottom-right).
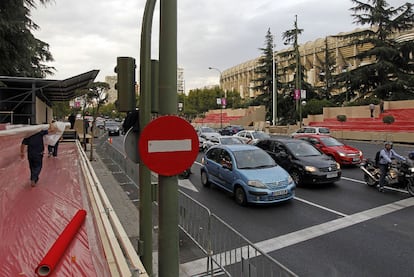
377, 141, 406, 192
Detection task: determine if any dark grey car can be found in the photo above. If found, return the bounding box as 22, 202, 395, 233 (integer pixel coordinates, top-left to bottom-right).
253, 138, 341, 185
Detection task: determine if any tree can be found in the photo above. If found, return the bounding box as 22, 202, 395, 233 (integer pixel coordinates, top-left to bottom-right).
0, 0, 55, 77
337, 0, 414, 100
76, 82, 110, 159
252, 28, 276, 121
51, 101, 72, 120
280, 15, 316, 124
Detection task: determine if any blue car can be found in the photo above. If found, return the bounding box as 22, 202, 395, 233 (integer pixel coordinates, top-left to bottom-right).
200, 144, 295, 205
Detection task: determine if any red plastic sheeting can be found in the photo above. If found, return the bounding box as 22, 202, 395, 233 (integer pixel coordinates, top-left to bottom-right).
0, 131, 111, 277
36, 210, 87, 276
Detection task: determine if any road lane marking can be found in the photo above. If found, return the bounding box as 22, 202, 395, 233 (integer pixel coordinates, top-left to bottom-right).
342, 176, 366, 184
178, 179, 199, 192
181, 197, 414, 276
148, 139, 191, 152
342, 176, 409, 194
294, 197, 348, 217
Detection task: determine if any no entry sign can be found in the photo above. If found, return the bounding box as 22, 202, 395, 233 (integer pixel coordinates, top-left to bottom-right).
138, 115, 199, 176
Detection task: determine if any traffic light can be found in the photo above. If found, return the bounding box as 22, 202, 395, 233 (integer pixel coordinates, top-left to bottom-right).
115, 57, 136, 112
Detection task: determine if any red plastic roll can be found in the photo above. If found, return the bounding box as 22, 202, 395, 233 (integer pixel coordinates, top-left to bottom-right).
35, 209, 87, 276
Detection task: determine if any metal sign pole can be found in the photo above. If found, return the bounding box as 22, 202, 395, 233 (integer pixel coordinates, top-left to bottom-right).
158, 0, 179, 276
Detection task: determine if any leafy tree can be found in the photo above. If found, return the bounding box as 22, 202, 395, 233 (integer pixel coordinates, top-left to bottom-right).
76, 82, 110, 158
252, 28, 276, 121
0, 0, 54, 77
183, 87, 244, 120
51, 101, 72, 120
336, 0, 414, 100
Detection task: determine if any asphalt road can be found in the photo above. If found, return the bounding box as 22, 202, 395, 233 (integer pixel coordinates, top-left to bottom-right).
106, 134, 414, 276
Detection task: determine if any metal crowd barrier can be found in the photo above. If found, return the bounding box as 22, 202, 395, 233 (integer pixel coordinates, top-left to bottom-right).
100, 138, 297, 276
179, 191, 297, 277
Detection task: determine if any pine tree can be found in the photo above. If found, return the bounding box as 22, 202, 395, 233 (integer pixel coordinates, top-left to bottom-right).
252, 28, 276, 121
0, 0, 54, 77
337, 0, 414, 100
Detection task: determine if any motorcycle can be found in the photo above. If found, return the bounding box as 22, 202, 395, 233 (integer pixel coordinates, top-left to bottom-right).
360, 158, 414, 196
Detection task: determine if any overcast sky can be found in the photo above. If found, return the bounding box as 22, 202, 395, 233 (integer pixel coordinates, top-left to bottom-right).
31, 0, 407, 93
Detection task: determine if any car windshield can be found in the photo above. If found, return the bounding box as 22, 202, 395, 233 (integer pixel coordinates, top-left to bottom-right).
233, 149, 276, 169
286, 141, 322, 157
220, 137, 244, 145
320, 136, 343, 147
201, 127, 216, 133
252, 131, 270, 139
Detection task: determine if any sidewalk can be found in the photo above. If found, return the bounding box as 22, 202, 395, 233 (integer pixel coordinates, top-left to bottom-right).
89, 137, 192, 276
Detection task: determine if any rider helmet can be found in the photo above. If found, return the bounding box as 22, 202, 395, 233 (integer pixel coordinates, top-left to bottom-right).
384, 141, 393, 147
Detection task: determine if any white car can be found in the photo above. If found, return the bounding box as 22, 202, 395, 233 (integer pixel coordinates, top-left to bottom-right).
234, 130, 270, 144
202, 135, 245, 152
290, 126, 330, 137
196, 126, 220, 140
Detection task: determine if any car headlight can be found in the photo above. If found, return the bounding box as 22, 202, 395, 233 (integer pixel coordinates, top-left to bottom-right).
338, 151, 346, 157
336, 162, 341, 169
304, 166, 317, 172
248, 180, 266, 188
287, 175, 293, 184
410, 167, 414, 173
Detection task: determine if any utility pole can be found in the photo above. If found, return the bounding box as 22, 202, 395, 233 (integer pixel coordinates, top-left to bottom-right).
272, 41, 277, 126
138, 0, 156, 274
158, 0, 179, 276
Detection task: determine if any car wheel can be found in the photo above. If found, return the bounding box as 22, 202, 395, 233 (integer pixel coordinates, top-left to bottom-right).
290, 170, 302, 186
201, 170, 210, 187
234, 186, 247, 206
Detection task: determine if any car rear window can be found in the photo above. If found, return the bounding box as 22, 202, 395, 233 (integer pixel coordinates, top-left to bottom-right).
319, 128, 330, 134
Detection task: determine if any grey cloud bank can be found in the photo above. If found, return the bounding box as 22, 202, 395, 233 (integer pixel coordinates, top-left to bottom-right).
31, 0, 406, 92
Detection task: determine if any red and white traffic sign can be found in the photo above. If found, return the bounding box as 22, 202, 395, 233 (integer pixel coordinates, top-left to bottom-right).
138, 115, 199, 176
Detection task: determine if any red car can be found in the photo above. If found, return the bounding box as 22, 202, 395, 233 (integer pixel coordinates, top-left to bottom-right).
293, 134, 363, 165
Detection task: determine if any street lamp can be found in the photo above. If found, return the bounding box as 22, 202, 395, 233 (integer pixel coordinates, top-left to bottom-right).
300, 100, 306, 128
208, 67, 226, 98
210, 66, 226, 129
216, 97, 223, 129
208, 66, 222, 85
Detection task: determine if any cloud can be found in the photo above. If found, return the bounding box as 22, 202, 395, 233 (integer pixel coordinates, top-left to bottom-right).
31, 0, 407, 92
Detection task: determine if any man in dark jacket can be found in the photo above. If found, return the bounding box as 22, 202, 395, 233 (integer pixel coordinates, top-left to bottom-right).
20, 125, 53, 187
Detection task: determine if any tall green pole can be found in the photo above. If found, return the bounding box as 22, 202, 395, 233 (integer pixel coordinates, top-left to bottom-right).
158, 0, 179, 275
139, 0, 156, 274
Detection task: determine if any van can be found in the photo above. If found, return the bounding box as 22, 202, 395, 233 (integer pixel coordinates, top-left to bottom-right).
290, 126, 330, 137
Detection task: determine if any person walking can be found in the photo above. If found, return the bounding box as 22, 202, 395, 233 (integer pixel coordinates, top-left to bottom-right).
20, 124, 55, 187
68, 113, 76, 129
369, 103, 375, 118
377, 141, 406, 192
379, 100, 384, 114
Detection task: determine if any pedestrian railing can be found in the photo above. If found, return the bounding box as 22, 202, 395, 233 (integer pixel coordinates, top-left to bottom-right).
179, 191, 297, 277
100, 138, 297, 276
